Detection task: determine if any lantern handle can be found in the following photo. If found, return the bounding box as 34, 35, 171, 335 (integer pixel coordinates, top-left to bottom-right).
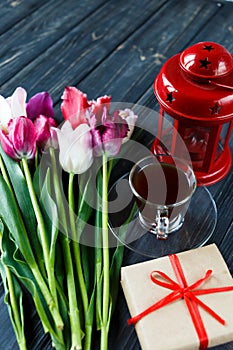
208, 80, 233, 90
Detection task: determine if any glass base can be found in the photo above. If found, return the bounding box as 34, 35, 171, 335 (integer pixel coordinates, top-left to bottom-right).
109, 174, 217, 258
138, 212, 184, 238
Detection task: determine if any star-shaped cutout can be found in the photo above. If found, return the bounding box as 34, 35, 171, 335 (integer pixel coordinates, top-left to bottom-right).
210, 102, 221, 115
166, 92, 175, 104
203, 44, 214, 52
199, 57, 211, 69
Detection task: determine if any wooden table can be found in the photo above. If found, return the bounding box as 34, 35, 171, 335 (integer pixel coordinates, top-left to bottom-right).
0, 0, 233, 349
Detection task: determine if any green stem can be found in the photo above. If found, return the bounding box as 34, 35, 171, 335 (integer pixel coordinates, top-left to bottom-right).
21, 158, 58, 307
69, 173, 90, 349
21, 157, 65, 346
83, 325, 93, 350
0, 154, 12, 189
35, 148, 39, 170
61, 236, 82, 349
49, 148, 68, 230
95, 166, 103, 331
69, 174, 88, 311
107, 158, 113, 183
49, 149, 82, 349
5, 267, 27, 350
0, 233, 27, 350
31, 264, 64, 331
100, 153, 110, 350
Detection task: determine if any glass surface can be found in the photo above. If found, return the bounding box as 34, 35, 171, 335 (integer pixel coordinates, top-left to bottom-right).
109, 173, 217, 258
128, 154, 196, 239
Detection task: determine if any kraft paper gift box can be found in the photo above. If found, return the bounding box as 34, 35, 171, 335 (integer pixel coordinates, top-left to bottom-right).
121, 244, 233, 350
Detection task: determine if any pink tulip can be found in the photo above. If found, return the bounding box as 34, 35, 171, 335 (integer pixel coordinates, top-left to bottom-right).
26, 92, 54, 120
89, 95, 112, 120
61, 86, 90, 128
0, 116, 37, 160
61, 86, 112, 128
34, 115, 57, 149
90, 107, 128, 157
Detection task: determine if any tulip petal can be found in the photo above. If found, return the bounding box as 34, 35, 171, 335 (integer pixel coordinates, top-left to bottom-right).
34, 115, 57, 149
10, 87, 27, 118
0, 129, 18, 159
9, 117, 37, 159
61, 86, 90, 128
56, 133, 71, 167
119, 108, 138, 143
66, 124, 93, 173
90, 95, 112, 120
91, 107, 128, 157
26, 92, 54, 120
102, 138, 123, 157
0, 95, 12, 130
56, 121, 93, 174
69, 141, 93, 174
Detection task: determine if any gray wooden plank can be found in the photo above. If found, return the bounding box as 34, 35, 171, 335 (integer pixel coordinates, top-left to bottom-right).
0, 0, 107, 86
0, 0, 167, 105
219, 221, 233, 274
76, 0, 221, 102
137, 1, 233, 108
0, 0, 48, 34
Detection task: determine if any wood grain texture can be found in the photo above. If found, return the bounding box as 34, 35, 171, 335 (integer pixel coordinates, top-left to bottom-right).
0, 0, 107, 86
0, 0, 233, 349
0, 0, 167, 104
0, 0, 48, 34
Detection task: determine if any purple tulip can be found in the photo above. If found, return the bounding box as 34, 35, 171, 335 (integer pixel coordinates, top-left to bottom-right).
26, 92, 54, 120
34, 114, 57, 149
90, 107, 128, 157
0, 116, 37, 160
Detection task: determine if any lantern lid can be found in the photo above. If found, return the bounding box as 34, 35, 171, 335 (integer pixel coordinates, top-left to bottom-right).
154, 41, 233, 122
180, 41, 233, 79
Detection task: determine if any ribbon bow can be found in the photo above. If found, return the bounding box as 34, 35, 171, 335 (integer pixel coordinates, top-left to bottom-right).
128, 254, 233, 350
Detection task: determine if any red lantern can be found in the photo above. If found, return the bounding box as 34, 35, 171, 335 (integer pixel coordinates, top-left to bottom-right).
152, 41, 233, 186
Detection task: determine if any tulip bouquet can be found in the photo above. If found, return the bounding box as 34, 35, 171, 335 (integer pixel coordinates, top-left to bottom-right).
0, 86, 137, 350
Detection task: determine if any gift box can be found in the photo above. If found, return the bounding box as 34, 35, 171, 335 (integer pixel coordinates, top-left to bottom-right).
121, 244, 233, 350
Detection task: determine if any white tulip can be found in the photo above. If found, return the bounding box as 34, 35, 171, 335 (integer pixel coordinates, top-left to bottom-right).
0, 87, 27, 130
56, 121, 93, 174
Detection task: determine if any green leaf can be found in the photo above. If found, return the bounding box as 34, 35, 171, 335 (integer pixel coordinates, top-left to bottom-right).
109, 245, 124, 315
40, 170, 71, 346
0, 261, 27, 350
0, 224, 26, 350
94, 169, 103, 330
0, 218, 3, 233
80, 245, 95, 298
0, 146, 36, 235
75, 172, 93, 241
0, 146, 43, 263
1, 227, 65, 350
83, 283, 96, 349
109, 202, 137, 315
40, 169, 58, 260
0, 174, 35, 266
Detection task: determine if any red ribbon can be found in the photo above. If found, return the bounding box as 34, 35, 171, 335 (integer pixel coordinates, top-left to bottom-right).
128, 254, 233, 350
